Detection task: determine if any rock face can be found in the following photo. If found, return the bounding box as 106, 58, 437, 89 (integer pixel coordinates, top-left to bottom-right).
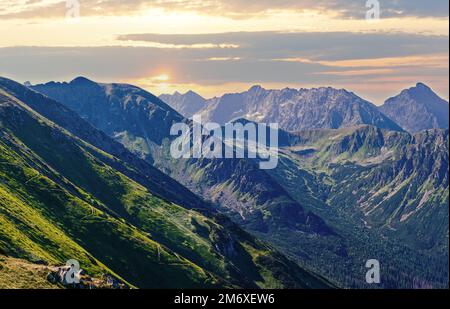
180, 86, 403, 132
159, 90, 207, 118
379, 83, 449, 133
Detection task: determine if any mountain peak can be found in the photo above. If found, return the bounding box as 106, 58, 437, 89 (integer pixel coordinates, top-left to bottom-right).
185, 90, 204, 99
403, 82, 442, 102
70, 76, 96, 86
405, 82, 434, 96
380, 83, 449, 133
415, 82, 431, 90
248, 85, 264, 92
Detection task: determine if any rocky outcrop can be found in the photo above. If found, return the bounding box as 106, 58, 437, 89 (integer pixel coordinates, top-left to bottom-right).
47, 266, 129, 289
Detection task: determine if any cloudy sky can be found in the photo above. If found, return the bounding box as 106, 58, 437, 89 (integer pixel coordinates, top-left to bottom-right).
0, 0, 448, 103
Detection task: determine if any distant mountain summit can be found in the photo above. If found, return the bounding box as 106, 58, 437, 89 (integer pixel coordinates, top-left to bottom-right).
159, 90, 207, 118
31, 77, 184, 155
195, 86, 403, 132
379, 83, 449, 133
70, 76, 98, 85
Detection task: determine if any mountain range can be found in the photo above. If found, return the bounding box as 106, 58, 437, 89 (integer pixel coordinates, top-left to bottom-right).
30, 77, 332, 236
160, 83, 449, 134
27, 77, 449, 288
0, 77, 330, 289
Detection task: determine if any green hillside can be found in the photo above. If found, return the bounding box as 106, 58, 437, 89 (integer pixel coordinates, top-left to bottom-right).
267, 125, 449, 288
0, 85, 330, 289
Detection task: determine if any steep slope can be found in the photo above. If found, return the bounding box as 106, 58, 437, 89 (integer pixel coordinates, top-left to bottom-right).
159, 90, 207, 118
0, 81, 331, 289
379, 83, 449, 133
267, 125, 449, 288
196, 86, 403, 132
30, 77, 341, 283
154, 151, 332, 236
3, 76, 204, 211
31, 77, 332, 235
31, 77, 183, 161
0, 93, 213, 288
280, 125, 449, 252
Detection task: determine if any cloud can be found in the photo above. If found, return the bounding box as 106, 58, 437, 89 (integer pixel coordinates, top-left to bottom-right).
0, 0, 64, 19
0, 0, 448, 19
0, 31, 447, 102
117, 31, 449, 61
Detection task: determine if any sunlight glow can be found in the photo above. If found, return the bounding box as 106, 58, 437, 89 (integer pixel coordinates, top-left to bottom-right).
152, 74, 170, 82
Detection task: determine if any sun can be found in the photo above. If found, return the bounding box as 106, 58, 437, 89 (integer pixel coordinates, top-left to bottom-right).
153, 74, 170, 82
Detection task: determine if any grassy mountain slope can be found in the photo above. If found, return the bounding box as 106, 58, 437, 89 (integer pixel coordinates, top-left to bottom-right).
0, 83, 330, 289
30, 77, 334, 236
280, 125, 448, 252
267, 125, 449, 288
1, 76, 204, 211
